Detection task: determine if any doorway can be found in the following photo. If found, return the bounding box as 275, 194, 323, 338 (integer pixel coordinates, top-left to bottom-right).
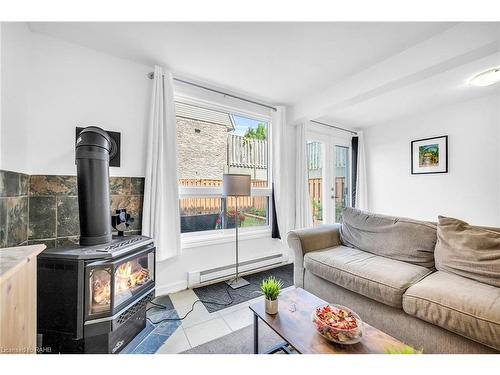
306, 126, 352, 225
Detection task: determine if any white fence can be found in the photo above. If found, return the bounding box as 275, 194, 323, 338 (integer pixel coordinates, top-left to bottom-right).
227, 134, 268, 169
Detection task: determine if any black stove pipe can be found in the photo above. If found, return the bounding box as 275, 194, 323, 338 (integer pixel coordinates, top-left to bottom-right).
75, 126, 112, 246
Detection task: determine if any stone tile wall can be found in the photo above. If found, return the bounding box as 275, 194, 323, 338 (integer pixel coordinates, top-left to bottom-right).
0, 170, 145, 249
0, 170, 30, 247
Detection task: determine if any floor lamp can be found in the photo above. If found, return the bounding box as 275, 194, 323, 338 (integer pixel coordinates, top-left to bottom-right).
223, 173, 251, 289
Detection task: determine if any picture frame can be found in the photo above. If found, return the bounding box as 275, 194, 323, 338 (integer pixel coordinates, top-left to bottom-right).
411, 135, 448, 175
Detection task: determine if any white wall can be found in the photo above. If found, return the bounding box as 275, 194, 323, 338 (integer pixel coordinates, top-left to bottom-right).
1, 23, 152, 176
364, 93, 500, 226
1, 23, 31, 172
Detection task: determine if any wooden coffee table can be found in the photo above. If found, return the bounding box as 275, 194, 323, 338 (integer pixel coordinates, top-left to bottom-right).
249, 288, 409, 354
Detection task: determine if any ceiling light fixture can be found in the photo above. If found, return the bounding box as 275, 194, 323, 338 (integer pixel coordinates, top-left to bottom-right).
468, 67, 500, 87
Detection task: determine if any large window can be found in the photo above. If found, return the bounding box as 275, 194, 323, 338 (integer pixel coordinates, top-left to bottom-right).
176, 101, 271, 235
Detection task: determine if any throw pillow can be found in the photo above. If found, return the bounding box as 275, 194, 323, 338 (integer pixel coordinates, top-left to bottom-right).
435, 216, 500, 288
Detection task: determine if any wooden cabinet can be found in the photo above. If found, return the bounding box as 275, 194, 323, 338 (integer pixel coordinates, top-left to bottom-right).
0, 245, 45, 354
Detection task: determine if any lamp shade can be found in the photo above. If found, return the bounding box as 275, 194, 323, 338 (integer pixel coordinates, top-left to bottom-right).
222, 174, 251, 197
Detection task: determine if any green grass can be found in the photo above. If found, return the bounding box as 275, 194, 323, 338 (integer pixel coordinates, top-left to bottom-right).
240, 216, 266, 227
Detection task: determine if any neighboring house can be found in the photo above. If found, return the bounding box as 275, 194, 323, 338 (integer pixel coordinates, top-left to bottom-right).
176, 102, 235, 180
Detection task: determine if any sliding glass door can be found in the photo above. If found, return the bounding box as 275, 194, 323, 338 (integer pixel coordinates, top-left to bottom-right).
307, 128, 352, 225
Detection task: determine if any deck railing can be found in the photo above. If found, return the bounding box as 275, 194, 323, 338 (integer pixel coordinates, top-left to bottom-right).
227, 134, 268, 169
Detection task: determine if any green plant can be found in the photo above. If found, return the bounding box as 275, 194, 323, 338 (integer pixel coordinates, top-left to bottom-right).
260, 276, 283, 301
384, 345, 423, 354
312, 199, 323, 221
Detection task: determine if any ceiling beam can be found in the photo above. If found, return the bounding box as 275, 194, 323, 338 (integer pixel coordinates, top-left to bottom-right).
289, 22, 500, 125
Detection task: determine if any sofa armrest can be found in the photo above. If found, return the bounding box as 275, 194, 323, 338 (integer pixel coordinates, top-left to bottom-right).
286, 224, 341, 287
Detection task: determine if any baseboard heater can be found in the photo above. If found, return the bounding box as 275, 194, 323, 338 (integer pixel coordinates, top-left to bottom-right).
188, 253, 286, 288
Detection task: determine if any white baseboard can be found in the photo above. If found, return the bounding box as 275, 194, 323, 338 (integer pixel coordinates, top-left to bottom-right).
155, 251, 292, 296
188, 252, 286, 288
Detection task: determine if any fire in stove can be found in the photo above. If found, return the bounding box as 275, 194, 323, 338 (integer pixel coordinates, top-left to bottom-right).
116, 261, 151, 290
89, 251, 154, 315
92, 271, 111, 307
91, 262, 151, 311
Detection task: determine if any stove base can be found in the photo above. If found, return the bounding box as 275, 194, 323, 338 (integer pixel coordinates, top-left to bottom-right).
39, 291, 154, 354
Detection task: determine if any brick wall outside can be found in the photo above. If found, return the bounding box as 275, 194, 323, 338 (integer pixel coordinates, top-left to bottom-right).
176, 117, 229, 180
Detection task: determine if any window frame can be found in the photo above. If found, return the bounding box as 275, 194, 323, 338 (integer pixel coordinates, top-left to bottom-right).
175, 95, 274, 248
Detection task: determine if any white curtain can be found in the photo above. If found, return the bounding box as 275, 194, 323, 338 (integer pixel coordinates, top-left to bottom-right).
271, 106, 292, 237
295, 122, 314, 229
355, 130, 368, 210
142, 66, 181, 261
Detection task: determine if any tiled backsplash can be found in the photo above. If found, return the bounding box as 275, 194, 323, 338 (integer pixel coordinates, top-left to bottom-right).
0, 170, 145, 249
0, 170, 30, 247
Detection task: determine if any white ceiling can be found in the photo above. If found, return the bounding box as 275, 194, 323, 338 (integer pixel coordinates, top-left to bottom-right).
28, 22, 500, 128
28, 22, 453, 103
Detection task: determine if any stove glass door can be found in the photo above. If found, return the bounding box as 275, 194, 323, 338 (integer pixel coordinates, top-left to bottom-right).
114, 250, 154, 308
89, 267, 112, 316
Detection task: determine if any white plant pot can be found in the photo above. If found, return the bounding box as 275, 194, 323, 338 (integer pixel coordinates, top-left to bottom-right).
265, 298, 279, 315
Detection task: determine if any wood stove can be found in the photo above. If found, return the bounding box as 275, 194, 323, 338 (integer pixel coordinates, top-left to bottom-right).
37, 126, 156, 353
37, 235, 155, 353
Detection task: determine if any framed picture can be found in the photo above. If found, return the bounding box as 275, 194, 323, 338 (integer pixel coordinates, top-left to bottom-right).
411, 135, 448, 174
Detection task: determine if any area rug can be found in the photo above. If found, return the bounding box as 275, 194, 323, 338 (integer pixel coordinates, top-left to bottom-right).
182, 320, 285, 354
193, 263, 294, 313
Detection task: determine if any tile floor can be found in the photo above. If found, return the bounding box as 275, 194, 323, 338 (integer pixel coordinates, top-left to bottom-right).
155, 285, 296, 354
121, 297, 181, 354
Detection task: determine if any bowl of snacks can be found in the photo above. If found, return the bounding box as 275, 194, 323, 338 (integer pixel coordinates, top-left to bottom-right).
312, 304, 363, 344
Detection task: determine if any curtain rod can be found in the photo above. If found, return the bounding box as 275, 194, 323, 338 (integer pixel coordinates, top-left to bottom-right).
310, 120, 358, 135
147, 72, 277, 112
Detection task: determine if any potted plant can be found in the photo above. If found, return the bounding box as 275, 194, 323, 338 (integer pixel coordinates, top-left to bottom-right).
260, 276, 283, 315
384, 345, 423, 354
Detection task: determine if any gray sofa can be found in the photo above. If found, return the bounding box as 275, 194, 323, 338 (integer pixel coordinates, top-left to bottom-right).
287, 208, 500, 353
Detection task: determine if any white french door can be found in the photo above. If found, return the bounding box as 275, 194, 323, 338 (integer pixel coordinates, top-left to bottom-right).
306, 127, 352, 225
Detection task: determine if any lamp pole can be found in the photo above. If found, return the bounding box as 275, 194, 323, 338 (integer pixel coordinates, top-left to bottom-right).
235, 197, 239, 280
223, 173, 251, 289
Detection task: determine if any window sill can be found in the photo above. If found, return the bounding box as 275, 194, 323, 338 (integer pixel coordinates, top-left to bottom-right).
181, 227, 272, 249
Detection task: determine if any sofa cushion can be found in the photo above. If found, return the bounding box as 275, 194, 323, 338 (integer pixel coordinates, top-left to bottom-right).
304, 246, 433, 308
403, 271, 500, 351
435, 216, 500, 288
339, 207, 437, 268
